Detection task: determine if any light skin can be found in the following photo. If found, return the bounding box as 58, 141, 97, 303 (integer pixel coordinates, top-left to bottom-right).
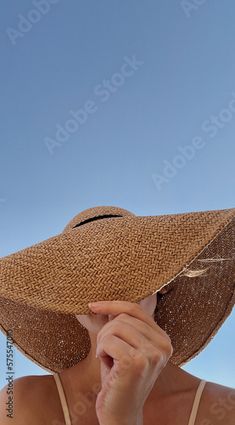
1, 291, 234, 425
59, 291, 202, 422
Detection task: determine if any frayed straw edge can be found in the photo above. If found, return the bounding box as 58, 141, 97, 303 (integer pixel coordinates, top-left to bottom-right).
198, 257, 235, 262
180, 256, 235, 278
181, 268, 209, 278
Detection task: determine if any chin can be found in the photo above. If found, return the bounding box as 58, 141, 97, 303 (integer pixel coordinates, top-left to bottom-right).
76, 313, 109, 333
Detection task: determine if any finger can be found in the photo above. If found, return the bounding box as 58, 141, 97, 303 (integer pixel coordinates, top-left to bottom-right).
97, 319, 170, 359
88, 300, 166, 336
96, 333, 140, 364
97, 330, 172, 373
98, 315, 168, 348
98, 320, 147, 351
97, 334, 165, 382
116, 314, 167, 339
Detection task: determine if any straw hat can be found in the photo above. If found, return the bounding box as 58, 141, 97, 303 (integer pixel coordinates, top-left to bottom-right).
0, 205, 235, 373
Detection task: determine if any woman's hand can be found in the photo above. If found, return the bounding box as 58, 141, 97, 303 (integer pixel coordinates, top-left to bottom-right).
88, 300, 173, 425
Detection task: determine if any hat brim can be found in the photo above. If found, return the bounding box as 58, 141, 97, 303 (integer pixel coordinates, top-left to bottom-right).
0, 207, 235, 371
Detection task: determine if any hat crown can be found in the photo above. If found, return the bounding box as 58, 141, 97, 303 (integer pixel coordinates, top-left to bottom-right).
63, 205, 135, 232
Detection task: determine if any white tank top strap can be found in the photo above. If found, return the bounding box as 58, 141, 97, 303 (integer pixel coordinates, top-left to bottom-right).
188, 380, 207, 425
53, 373, 72, 425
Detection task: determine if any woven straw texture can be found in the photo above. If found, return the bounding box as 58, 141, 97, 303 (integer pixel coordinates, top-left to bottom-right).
0, 205, 235, 372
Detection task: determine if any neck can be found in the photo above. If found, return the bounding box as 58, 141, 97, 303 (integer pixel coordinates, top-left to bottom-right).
60, 331, 200, 404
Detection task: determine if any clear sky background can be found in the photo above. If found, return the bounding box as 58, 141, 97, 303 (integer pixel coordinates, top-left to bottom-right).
0, 0, 235, 390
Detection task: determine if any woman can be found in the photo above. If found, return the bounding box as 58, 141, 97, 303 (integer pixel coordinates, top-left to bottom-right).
1, 291, 235, 424
0, 205, 235, 424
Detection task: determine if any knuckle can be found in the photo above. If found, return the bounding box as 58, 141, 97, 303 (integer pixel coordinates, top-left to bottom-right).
161, 339, 173, 355
132, 352, 148, 370
164, 340, 174, 357
118, 313, 128, 321
161, 333, 173, 356
119, 354, 134, 372
162, 330, 172, 343
112, 321, 123, 333
151, 349, 163, 365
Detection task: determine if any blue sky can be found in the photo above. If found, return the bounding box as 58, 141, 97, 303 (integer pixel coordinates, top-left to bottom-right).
0, 0, 235, 390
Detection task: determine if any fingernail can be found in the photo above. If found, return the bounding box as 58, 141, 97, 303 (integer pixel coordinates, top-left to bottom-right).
88, 303, 97, 308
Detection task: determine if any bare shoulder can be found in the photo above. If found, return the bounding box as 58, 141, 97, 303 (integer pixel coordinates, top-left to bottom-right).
0, 374, 57, 425
198, 380, 235, 425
